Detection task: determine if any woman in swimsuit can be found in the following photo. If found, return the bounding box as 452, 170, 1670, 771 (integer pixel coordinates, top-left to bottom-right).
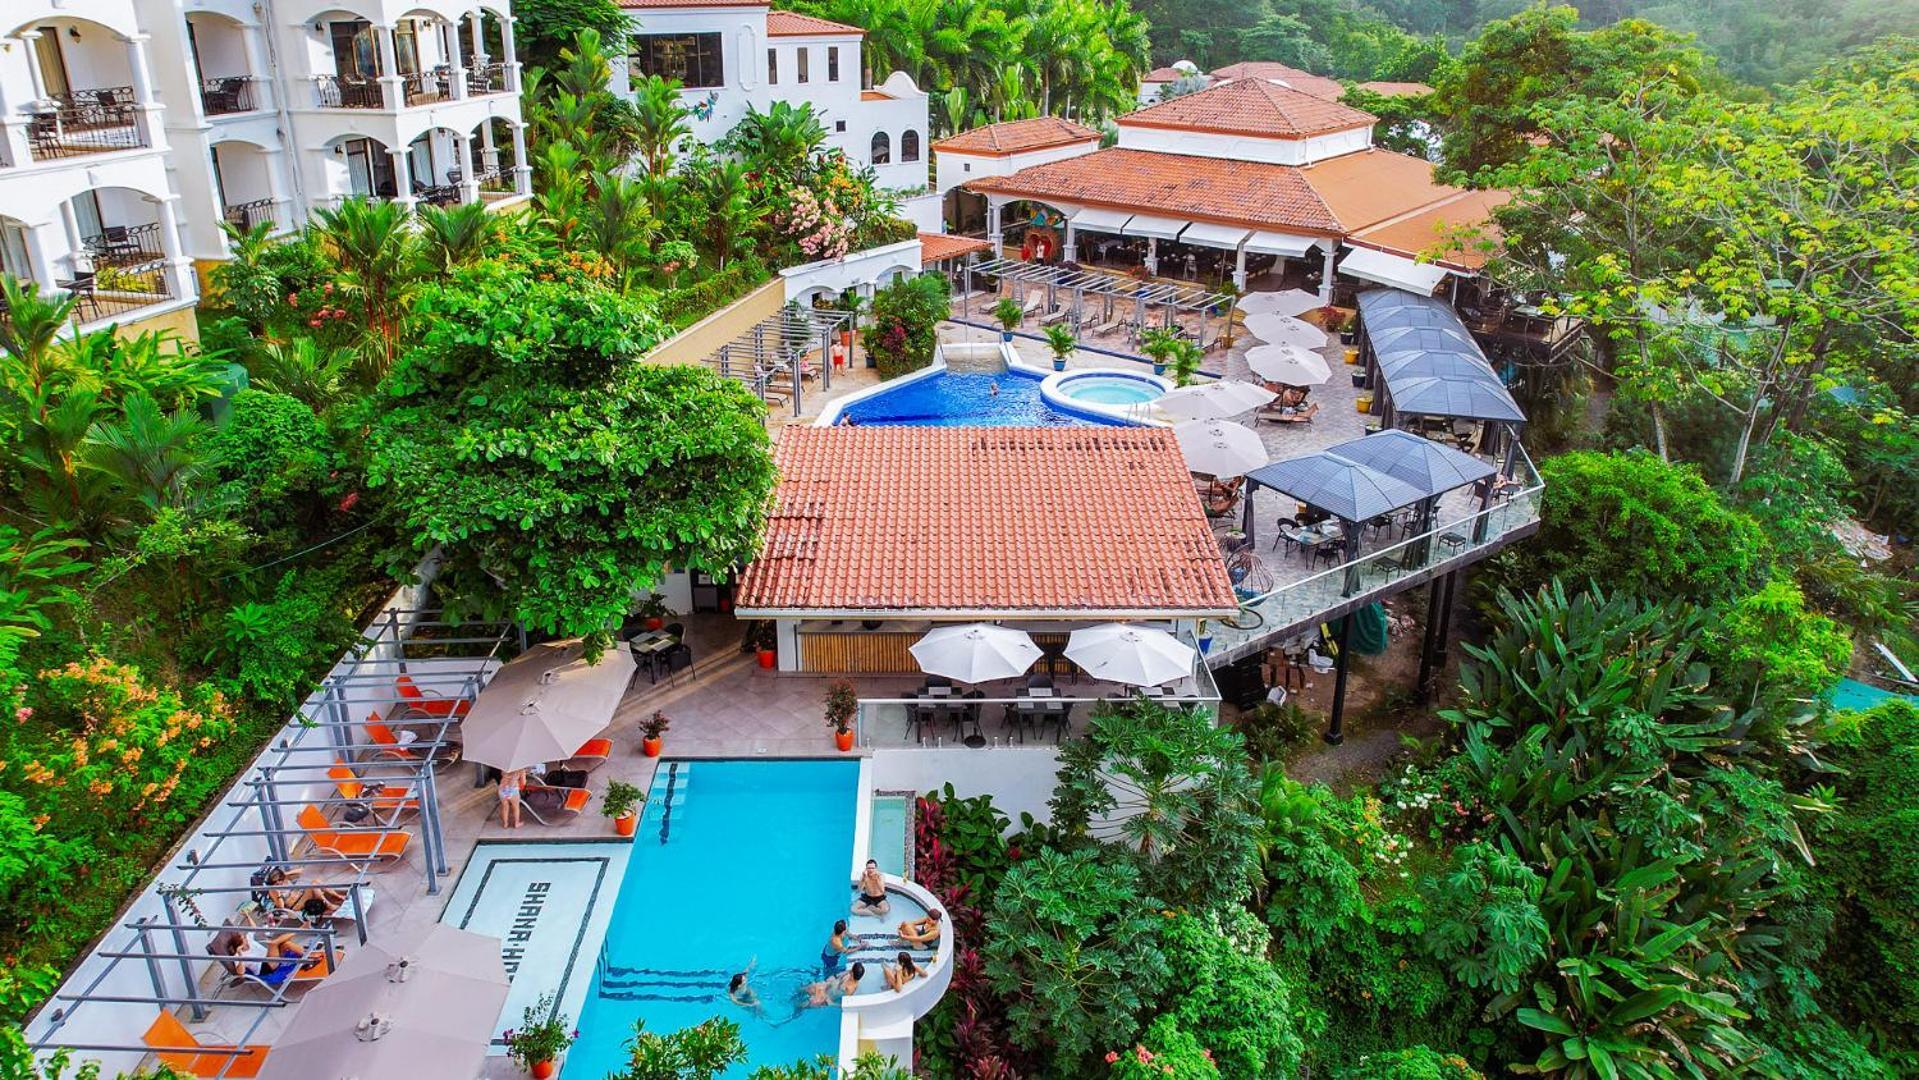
498, 769, 526, 828
851, 860, 890, 916
727, 958, 762, 1015
819, 919, 851, 974
883, 952, 924, 992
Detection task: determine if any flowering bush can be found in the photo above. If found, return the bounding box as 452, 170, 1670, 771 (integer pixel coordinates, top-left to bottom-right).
1103, 1017, 1218, 1078
772, 186, 853, 262
501, 994, 576, 1069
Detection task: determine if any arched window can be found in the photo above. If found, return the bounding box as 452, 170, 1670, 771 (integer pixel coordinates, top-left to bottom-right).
901, 129, 920, 162
870, 130, 890, 165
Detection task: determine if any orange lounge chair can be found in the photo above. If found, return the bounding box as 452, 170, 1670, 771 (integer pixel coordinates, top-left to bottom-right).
206, 923, 344, 998
362, 711, 460, 766
328, 763, 421, 821
520, 783, 592, 826
144, 1010, 268, 1078
396, 674, 471, 717
552, 737, 613, 773
297, 805, 410, 870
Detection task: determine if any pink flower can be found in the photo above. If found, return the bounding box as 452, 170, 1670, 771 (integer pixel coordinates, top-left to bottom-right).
1105, 1052, 1119, 1064
15, 707, 30, 722
308, 318, 323, 328
287, 292, 298, 305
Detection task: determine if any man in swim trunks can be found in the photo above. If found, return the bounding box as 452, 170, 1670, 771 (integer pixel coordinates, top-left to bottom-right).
852, 860, 889, 916
799, 962, 865, 1008
820, 919, 852, 974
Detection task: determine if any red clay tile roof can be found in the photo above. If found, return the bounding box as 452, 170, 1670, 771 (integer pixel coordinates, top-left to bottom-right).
859, 89, 891, 100
1142, 66, 1184, 82
1356, 80, 1434, 98
1296, 148, 1465, 233
617, 0, 764, 7
1120, 78, 1373, 139
1207, 62, 1346, 102
918, 233, 993, 264
766, 10, 862, 35
1351, 188, 1510, 268
735, 427, 1238, 616
969, 147, 1341, 234
931, 117, 1101, 156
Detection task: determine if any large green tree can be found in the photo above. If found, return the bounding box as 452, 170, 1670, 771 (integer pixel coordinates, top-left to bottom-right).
365, 262, 775, 648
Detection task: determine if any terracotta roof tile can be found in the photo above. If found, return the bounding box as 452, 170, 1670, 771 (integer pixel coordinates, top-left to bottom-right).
1351, 188, 1510, 268
1296, 148, 1467, 233
1356, 80, 1434, 98
1121, 78, 1372, 139
1143, 66, 1184, 82
968, 147, 1340, 234
932, 117, 1101, 156
765, 10, 862, 35
735, 427, 1238, 615
1208, 62, 1346, 102
918, 233, 993, 264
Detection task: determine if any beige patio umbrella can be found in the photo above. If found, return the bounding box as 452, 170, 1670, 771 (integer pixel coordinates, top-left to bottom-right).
1235, 288, 1320, 318
1244, 312, 1331, 350
460, 639, 636, 771
1155, 380, 1276, 421
1244, 343, 1332, 386
910, 624, 1041, 683
1064, 625, 1197, 687
1173, 419, 1268, 478
257, 925, 510, 1080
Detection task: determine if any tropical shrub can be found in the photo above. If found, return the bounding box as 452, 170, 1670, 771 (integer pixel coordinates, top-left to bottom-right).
611, 1017, 746, 1080
1339, 1045, 1485, 1080
201, 390, 333, 541
1157, 908, 1304, 1079
1417, 842, 1548, 995
862, 273, 950, 378
1103, 1015, 1220, 1078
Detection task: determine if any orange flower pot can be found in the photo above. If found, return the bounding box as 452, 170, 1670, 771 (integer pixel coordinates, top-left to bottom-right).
757, 648, 777, 669
642, 737, 663, 757
614, 813, 638, 838
530, 1062, 555, 1080
834, 729, 855, 752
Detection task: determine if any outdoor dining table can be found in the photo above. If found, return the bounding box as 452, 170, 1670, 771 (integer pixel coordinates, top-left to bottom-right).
628, 630, 675, 681
1006, 688, 1071, 744
909, 687, 975, 744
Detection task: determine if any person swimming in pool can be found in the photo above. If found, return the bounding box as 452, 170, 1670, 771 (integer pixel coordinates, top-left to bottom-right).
989, 382, 1000, 397
820, 919, 852, 974
797, 962, 865, 1009
852, 860, 890, 916
727, 957, 761, 1014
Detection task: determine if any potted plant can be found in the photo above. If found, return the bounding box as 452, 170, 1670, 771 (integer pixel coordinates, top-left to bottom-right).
1042, 322, 1076, 372
993, 297, 1023, 341
602, 780, 645, 838
502, 994, 575, 1077
635, 595, 669, 631
1139, 327, 1177, 376
639, 711, 670, 757
1337, 312, 1357, 346
746, 621, 778, 669
1196, 619, 1213, 656
825, 680, 859, 752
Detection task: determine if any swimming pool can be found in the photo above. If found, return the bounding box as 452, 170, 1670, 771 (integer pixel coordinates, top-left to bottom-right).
868, 793, 912, 879
568, 760, 860, 1077
1053, 371, 1167, 406
831, 367, 1109, 427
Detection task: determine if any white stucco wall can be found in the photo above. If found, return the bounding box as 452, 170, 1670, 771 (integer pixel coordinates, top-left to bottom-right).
932, 137, 1098, 196
1114, 122, 1371, 165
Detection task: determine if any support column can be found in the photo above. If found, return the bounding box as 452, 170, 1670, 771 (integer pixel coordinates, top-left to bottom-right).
1062, 221, 1077, 263
499, 16, 521, 91
240, 23, 273, 110
480, 118, 501, 172
375, 25, 403, 110
857, 282, 875, 368
509, 121, 531, 196
19, 32, 50, 101
444, 22, 468, 98
0, 48, 29, 167
1431, 570, 1460, 686
985, 198, 1004, 255
1233, 244, 1248, 290
57, 200, 87, 277
261, 147, 292, 232
1319, 243, 1337, 303
1325, 615, 1353, 745
122, 34, 163, 148
153, 196, 196, 304
388, 145, 417, 210
22, 221, 64, 291
1414, 575, 1444, 705
1145, 237, 1158, 275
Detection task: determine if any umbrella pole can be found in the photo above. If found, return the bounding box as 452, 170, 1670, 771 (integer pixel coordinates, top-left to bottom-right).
1325, 615, 1352, 745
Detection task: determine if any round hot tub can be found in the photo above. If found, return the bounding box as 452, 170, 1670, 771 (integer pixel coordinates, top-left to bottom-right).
1040, 368, 1172, 423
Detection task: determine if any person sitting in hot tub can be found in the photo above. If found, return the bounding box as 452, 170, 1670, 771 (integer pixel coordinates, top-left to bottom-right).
898, 908, 943, 947
851, 860, 890, 916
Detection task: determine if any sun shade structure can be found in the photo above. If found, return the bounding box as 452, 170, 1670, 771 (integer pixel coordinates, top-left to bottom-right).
1244, 343, 1332, 385
1387, 375, 1527, 423
1236, 288, 1321, 317
257, 925, 510, 1080
1325, 429, 1495, 493
1173, 419, 1268, 477
1155, 380, 1277, 420
1355, 289, 1526, 426
910, 624, 1042, 683
1245, 449, 1429, 524
1243, 312, 1330, 350
1064, 624, 1198, 687
460, 640, 636, 771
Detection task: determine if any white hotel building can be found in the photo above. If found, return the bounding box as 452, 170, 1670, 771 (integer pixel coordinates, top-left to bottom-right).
0, 0, 529, 336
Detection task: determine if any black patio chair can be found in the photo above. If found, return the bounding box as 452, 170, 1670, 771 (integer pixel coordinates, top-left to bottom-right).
660, 643, 695, 684
665, 622, 685, 642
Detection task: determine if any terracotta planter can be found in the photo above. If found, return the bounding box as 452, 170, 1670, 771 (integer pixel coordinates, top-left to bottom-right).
642, 736, 663, 757
530, 1061, 556, 1079
756, 648, 777, 669
613, 813, 638, 838
834, 729, 855, 752
644, 617, 664, 631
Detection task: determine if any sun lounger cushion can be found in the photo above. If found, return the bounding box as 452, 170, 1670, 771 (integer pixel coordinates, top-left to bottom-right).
144, 1011, 268, 1078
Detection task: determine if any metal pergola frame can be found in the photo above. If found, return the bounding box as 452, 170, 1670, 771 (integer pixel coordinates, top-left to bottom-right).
29, 611, 515, 1076
958, 257, 1238, 351
700, 305, 853, 417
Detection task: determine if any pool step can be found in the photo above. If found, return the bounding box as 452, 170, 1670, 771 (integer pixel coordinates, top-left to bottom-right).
654, 762, 691, 843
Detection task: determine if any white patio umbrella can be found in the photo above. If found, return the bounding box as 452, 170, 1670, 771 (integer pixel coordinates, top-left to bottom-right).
910, 624, 1041, 683
461, 639, 636, 771
257, 925, 511, 1080
1065, 624, 1198, 687
1244, 312, 1331, 350
1174, 419, 1268, 478
1244, 343, 1332, 386
1155, 380, 1276, 420
1235, 288, 1320, 318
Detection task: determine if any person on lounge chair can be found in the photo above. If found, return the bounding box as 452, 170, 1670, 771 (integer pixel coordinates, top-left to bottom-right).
260, 867, 347, 918
898, 910, 943, 947
230, 929, 307, 986
852, 860, 890, 916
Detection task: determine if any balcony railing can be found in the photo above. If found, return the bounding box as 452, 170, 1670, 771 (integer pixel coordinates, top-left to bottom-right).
1206, 449, 1545, 663
315, 74, 383, 109
401, 70, 451, 106
475, 168, 514, 193
413, 182, 461, 206
26, 88, 145, 160
82, 223, 165, 268
224, 198, 281, 233
468, 61, 508, 95
199, 76, 258, 116
41, 262, 174, 327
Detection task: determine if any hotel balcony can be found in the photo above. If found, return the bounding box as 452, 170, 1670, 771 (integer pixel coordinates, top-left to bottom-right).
306, 8, 520, 113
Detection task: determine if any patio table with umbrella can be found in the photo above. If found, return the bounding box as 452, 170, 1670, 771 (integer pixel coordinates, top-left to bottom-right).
257, 925, 511, 1080
1174, 419, 1267, 479
1243, 343, 1331, 387
1155, 380, 1276, 421
1065, 624, 1197, 689
909, 624, 1040, 684
1235, 288, 1320, 318
1244, 312, 1331, 351
461, 639, 636, 774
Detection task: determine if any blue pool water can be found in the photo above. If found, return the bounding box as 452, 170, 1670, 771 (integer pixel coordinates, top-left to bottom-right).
1057, 371, 1165, 406
838, 369, 1109, 426
569, 761, 860, 1077
869, 794, 909, 878
1829, 677, 1913, 712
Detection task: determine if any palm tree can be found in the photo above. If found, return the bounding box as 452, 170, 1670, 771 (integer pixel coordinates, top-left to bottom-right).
632, 74, 691, 178
250, 339, 355, 411
695, 160, 759, 269
1042, 322, 1076, 370
808, 0, 924, 85
415, 202, 500, 277
725, 101, 829, 176
938, 86, 971, 137
0, 276, 80, 423
579, 172, 658, 289
312, 197, 418, 379
79, 392, 208, 517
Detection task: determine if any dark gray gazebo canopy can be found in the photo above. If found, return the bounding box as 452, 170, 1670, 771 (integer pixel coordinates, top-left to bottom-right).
1388, 375, 1529, 423
1377, 351, 1504, 382
1356, 289, 1526, 425
1367, 324, 1478, 353
1325, 429, 1495, 494
1245, 451, 1429, 523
